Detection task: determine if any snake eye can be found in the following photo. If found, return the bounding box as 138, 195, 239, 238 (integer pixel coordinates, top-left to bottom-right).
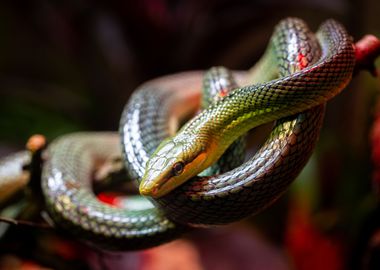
172, 162, 184, 176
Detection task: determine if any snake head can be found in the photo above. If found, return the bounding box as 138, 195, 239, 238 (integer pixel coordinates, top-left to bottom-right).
140, 135, 208, 198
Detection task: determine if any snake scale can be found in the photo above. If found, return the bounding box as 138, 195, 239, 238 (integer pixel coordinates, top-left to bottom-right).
0, 18, 355, 250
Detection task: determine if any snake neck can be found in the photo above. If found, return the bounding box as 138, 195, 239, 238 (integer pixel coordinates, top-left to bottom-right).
179, 118, 234, 171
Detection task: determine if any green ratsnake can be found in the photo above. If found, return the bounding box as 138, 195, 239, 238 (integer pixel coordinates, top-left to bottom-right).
0, 18, 355, 250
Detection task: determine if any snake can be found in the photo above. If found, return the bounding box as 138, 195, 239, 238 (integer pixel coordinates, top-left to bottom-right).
138, 18, 354, 226
0, 18, 355, 250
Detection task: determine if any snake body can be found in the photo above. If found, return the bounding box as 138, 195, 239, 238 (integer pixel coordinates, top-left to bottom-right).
152, 19, 328, 226
41, 133, 186, 250
0, 18, 355, 250
140, 19, 354, 199
41, 65, 241, 250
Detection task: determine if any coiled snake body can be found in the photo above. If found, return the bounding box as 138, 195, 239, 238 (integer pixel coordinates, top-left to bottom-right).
0, 18, 355, 250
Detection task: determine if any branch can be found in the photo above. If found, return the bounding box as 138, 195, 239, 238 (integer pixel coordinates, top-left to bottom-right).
354, 35, 380, 76
0, 215, 52, 229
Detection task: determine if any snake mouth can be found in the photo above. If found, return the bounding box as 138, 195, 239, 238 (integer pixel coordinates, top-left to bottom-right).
140, 168, 173, 198
139, 181, 156, 197
139, 178, 167, 198
140, 173, 179, 198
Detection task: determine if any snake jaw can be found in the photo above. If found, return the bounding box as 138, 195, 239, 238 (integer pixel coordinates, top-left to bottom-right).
140, 177, 173, 198
140, 155, 207, 198
140, 135, 209, 198
139, 180, 159, 197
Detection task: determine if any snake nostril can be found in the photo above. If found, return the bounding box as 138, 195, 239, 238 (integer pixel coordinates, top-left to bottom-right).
152, 185, 159, 196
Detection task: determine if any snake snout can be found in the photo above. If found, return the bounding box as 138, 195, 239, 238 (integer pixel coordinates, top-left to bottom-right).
139, 181, 159, 197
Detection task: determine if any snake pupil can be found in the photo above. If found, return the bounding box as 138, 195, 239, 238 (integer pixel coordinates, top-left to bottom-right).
172, 162, 184, 176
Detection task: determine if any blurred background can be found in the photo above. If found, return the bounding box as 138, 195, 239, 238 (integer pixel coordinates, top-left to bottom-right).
0, 0, 379, 269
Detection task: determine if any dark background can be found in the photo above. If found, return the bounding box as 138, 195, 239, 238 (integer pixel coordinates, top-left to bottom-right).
0, 1, 379, 270
0, 0, 378, 143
